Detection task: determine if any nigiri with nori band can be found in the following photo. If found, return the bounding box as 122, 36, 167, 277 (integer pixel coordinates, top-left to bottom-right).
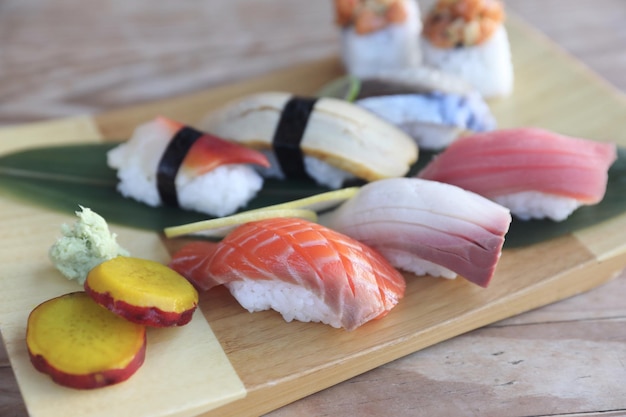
199, 92, 418, 189
417, 128, 618, 221
169, 217, 406, 331
322, 177, 512, 287
107, 116, 270, 217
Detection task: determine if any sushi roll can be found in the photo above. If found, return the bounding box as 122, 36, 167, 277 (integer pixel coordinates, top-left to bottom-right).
420, 0, 513, 98
169, 217, 406, 331
333, 0, 422, 78
200, 92, 418, 189
323, 177, 511, 287
417, 128, 618, 221
107, 117, 270, 217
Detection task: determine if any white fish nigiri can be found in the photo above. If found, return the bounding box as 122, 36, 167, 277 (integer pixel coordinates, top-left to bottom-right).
323, 177, 512, 287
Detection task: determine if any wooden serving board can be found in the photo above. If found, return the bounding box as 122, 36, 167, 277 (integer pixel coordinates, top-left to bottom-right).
1, 14, 626, 417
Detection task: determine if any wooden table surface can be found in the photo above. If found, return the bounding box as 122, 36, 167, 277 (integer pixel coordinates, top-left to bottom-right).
1, 1, 625, 416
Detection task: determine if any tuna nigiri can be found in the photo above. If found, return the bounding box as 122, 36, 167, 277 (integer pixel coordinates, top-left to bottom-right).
107, 117, 270, 217
417, 128, 618, 221
323, 178, 512, 287
170, 217, 406, 331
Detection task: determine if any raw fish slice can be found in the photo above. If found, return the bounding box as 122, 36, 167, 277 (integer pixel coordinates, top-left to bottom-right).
156, 117, 270, 177
170, 217, 406, 330
168, 241, 219, 291
323, 178, 512, 287
417, 128, 618, 220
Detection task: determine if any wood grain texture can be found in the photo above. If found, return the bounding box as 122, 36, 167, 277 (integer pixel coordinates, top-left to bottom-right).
1, 0, 625, 416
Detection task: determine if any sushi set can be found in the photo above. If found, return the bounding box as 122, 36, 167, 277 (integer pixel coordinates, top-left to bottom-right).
1, 4, 626, 417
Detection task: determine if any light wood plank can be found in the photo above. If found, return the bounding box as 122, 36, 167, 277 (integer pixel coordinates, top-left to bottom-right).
1, 1, 626, 417
0, 127, 245, 417
268, 316, 626, 417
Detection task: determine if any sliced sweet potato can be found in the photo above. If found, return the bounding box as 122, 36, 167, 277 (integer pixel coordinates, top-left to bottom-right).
85, 256, 198, 327
26, 292, 146, 389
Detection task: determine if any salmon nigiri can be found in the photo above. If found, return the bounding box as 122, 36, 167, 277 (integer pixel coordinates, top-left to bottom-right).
418, 128, 618, 221
107, 116, 270, 217
170, 217, 406, 331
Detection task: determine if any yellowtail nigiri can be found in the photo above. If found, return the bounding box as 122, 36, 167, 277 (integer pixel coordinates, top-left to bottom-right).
323, 177, 512, 287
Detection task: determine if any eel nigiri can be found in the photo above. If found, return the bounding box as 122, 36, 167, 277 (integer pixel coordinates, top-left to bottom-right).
420, 0, 513, 98
323, 177, 512, 287
107, 117, 270, 217
417, 128, 618, 221
200, 92, 418, 189
333, 0, 422, 78
170, 217, 406, 330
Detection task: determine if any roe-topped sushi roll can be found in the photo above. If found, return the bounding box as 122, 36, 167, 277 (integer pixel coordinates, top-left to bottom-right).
417, 128, 618, 221
107, 117, 270, 217
421, 0, 513, 98
333, 0, 422, 78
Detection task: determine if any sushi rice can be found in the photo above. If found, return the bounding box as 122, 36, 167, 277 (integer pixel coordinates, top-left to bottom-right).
379, 248, 457, 279
259, 150, 356, 189
493, 191, 583, 222
227, 280, 343, 328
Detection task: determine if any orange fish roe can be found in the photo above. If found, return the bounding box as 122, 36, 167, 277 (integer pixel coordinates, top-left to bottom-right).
423, 0, 505, 48
334, 0, 409, 34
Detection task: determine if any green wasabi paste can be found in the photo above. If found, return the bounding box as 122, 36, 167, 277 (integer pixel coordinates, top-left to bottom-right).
49, 206, 129, 285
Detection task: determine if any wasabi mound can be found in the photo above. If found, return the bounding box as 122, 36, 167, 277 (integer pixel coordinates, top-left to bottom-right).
49, 206, 129, 285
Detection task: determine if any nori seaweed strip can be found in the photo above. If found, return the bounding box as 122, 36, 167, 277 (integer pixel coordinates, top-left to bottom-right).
157, 126, 203, 207
272, 96, 318, 179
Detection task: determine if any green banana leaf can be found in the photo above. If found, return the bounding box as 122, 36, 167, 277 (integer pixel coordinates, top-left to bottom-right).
0, 143, 334, 231
0, 143, 624, 248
